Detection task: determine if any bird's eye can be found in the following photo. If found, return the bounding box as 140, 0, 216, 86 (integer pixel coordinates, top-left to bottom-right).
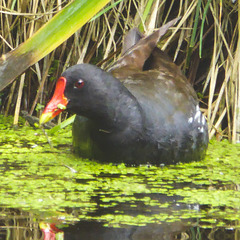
74, 79, 85, 89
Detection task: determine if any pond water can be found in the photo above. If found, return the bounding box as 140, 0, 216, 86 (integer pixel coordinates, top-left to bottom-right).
0, 116, 240, 240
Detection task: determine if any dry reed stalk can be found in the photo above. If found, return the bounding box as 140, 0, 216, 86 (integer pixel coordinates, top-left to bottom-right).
232, 39, 240, 143
76, 29, 91, 63
210, 107, 227, 139
132, 0, 146, 31
102, 2, 122, 61
13, 73, 25, 125
231, 2, 240, 143
4, 81, 16, 117
162, 0, 198, 51
173, 0, 187, 62
29, 52, 55, 115
145, 0, 160, 33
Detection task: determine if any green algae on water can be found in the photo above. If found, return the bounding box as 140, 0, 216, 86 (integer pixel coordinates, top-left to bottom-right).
1, 115, 240, 228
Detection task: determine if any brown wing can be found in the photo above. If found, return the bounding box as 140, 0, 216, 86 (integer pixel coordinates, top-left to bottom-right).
107, 17, 181, 77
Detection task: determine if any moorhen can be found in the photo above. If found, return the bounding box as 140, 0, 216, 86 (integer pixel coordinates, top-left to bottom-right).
40, 18, 208, 165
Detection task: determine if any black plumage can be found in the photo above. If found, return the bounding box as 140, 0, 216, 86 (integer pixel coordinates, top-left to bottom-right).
40, 18, 208, 165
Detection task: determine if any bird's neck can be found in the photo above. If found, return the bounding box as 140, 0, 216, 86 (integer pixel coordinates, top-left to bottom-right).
83, 83, 143, 134
105, 91, 144, 134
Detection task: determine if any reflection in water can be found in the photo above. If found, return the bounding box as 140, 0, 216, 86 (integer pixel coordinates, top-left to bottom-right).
64, 221, 188, 240
0, 210, 41, 239
0, 208, 239, 240
63, 222, 240, 240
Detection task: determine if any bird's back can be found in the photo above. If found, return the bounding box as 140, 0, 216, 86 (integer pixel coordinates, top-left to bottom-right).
119, 70, 208, 164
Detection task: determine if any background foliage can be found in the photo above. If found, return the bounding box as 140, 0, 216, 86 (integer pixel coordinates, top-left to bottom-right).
0, 0, 239, 142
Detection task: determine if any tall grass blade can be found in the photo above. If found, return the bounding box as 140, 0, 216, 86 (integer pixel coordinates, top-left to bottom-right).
185, 0, 201, 69
199, 0, 212, 58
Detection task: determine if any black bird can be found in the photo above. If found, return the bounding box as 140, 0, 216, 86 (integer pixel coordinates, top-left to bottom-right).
40, 18, 208, 165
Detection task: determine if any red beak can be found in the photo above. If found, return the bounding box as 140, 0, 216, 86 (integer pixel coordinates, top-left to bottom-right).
39, 77, 68, 124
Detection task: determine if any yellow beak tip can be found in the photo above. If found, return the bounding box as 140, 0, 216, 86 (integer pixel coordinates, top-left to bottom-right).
39, 112, 53, 125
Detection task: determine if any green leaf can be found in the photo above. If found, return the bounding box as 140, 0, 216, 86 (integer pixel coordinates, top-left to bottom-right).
90, 0, 123, 22
0, 0, 111, 91
48, 115, 76, 134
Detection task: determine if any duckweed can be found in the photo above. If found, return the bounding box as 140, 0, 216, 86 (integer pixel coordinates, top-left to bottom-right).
1, 115, 240, 228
